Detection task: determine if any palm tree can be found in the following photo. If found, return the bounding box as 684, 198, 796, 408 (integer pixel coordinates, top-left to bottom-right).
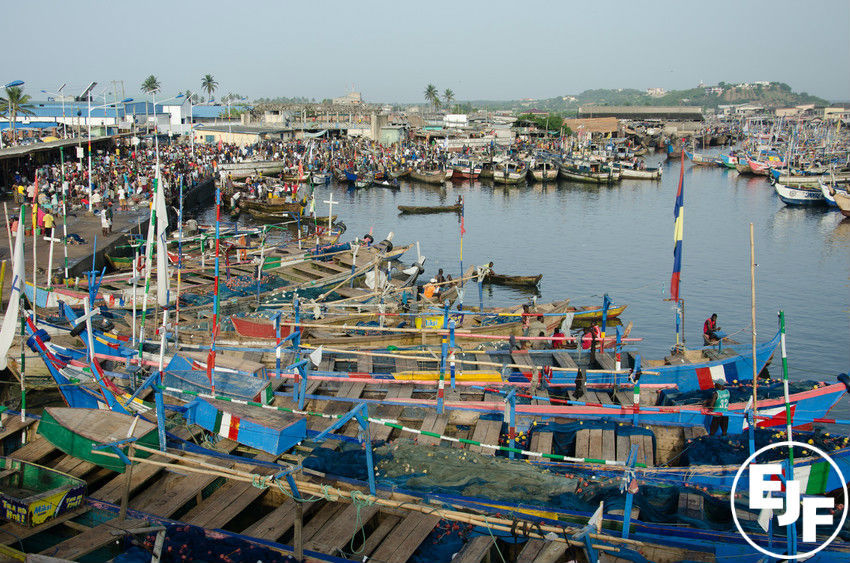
443, 88, 455, 111
140, 75, 161, 133
201, 74, 218, 102
424, 84, 439, 112
0, 85, 34, 145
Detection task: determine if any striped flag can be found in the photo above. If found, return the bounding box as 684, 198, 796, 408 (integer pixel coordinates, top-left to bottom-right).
670, 149, 685, 302
459, 196, 466, 235
214, 409, 241, 440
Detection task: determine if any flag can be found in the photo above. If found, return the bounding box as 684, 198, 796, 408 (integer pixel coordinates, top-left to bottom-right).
459, 196, 466, 235
670, 149, 685, 302
309, 345, 323, 367
588, 501, 604, 532
0, 209, 25, 370
154, 167, 170, 307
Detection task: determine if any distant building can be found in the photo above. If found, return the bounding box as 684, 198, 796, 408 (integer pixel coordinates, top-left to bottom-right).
562, 117, 619, 136
444, 114, 468, 128
578, 106, 703, 121
646, 88, 666, 98
332, 92, 363, 105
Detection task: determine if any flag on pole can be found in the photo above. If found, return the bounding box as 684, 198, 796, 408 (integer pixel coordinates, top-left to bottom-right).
0, 209, 25, 370
459, 196, 466, 235
154, 168, 170, 307
670, 149, 685, 302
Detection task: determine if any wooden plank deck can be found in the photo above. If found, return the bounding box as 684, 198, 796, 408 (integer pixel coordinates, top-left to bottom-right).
453, 535, 494, 563
371, 386, 414, 442
40, 517, 145, 561
469, 419, 502, 455
369, 512, 441, 563
305, 504, 380, 554
417, 411, 449, 446
239, 498, 301, 540
595, 352, 617, 371
552, 351, 578, 370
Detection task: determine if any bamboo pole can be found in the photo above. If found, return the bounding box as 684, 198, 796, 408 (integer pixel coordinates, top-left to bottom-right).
750, 223, 758, 415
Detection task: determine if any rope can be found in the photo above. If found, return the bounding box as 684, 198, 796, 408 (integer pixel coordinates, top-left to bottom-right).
348, 490, 374, 555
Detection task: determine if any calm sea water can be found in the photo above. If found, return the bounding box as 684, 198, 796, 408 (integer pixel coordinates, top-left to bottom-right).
203, 151, 850, 415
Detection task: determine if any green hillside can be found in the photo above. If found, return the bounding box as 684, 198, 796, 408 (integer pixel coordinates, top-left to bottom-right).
469, 82, 828, 113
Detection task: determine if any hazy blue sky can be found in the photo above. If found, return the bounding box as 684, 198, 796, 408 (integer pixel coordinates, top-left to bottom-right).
6, 0, 849, 103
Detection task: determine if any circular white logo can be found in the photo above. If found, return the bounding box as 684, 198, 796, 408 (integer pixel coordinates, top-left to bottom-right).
730, 440, 848, 559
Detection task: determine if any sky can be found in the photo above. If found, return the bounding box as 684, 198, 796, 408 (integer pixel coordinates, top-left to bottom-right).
5, 0, 849, 104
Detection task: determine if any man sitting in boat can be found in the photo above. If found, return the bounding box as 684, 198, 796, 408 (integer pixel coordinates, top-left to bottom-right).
703, 313, 720, 345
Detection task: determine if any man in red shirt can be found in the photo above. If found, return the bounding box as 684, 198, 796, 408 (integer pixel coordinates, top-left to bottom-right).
703, 313, 720, 345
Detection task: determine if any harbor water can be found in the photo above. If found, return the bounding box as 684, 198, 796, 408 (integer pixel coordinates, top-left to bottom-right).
203, 151, 850, 417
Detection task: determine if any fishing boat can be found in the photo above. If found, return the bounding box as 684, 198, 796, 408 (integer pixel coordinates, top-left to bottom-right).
719, 153, 738, 169
184, 397, 306, 455
685, 151, 722, 166
218, 160, 287, 179
37, 407, 160, 473
478, 161, 494, 179
309, 171, 331, 185
559, 162, 620, 184
409, 167, 450, 184
398, 203, 463, 214
773, 182, 826, 206
484, 272, 542, 287
834, 188, 850, 217
450, 157, 482, 179
238, 198, 303, 214
611, 160, 662, 180
0, 457, 86, 527
492, 161, 528, 184
528, 160, 559, 182
371, 177, 400, 189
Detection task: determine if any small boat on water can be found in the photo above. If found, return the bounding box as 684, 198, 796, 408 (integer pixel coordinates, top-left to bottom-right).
372, 177, 400, 189
719, 153, 738, 169
238, 197, 303, 214
685, 151, 722, 166
492, 161, 528, 184
484, 271, 542, 287
398, 202, 463, 214
309, 171, 331, 185
773, 182, 826, 206
409, 166, 450, 184
450, 157, 482, 180
834, 188, 850, 217
0, 457, 86, 527
218, 160, 287, 179
528, 160, 559, 182
612, 160, 662, 180
559, 162, 620, 184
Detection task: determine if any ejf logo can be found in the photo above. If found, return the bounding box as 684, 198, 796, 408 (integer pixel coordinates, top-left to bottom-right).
730, 441, 848, 559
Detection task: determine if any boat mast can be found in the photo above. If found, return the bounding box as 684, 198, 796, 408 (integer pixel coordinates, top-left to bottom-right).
749, 222, 758, 415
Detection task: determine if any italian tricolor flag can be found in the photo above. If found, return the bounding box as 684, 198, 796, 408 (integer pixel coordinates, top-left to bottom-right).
795, 461, 830, 495
214, 410, 241, 440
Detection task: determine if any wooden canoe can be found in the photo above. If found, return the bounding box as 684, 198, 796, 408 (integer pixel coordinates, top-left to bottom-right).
0, 457, 86, 527
398, 203, 463, 214
409, 169, 449, 184
239, 198, 303, 213
484, 272, 542, 287
37, 407, 160, 473
834, 189, 850, 217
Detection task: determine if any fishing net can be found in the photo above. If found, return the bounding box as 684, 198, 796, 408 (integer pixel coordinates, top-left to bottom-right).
114, 524, 296, 563
659, 380, 827, 407
179, 274, 290, 308
409, 520, 477, 563
681, 427, 848, 467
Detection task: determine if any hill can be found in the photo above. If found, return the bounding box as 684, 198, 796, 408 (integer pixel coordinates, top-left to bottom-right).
467, 82, 828, 114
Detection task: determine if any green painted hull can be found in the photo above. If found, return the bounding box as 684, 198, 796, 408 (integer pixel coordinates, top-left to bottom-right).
38, 409, 160, 473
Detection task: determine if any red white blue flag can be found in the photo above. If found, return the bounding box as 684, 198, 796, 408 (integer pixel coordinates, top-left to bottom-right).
670, 150, 684, 302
